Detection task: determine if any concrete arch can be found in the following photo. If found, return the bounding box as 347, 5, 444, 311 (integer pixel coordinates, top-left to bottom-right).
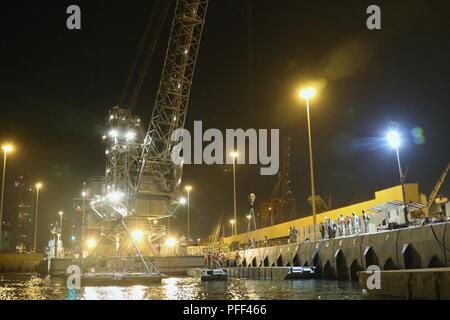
323, 261, 334, 279
276, 255, 283, 267
428, 255, 445, 268
263, 256, 269, 267
401, 243, 422, 269
364, 247, 379, 269
251, 257, 257, 267
350, 260, 361, 281
335, 250, 349, 280
293, 254, 300, 266
383, 257, 396, 270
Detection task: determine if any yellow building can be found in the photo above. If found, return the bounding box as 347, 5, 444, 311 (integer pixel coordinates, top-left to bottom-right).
223, 183, 425, 245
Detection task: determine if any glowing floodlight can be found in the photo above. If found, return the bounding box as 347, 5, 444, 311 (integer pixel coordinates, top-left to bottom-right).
165, 237, 177, 248
299, 87, 317, 101
387, 130, 401, 149
132, 230, 144, 242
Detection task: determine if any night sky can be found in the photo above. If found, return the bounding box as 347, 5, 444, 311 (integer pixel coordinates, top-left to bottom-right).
1, 0, 449, 248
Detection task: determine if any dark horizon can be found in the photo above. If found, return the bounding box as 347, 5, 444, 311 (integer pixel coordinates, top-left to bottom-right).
1, 0, 449, 249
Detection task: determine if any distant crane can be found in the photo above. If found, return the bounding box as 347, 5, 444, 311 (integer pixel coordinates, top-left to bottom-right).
259, 137, 297, 227
427, 161, 450, 208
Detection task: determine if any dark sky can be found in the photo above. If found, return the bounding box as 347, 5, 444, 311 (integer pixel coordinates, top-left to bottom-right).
1, 0, 449, 247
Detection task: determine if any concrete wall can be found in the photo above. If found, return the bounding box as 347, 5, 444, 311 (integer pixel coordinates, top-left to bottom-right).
0, 253, 44, 273
227, 222, 450, 281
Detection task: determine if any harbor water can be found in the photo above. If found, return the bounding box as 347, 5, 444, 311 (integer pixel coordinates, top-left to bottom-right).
0, 273, 378, 300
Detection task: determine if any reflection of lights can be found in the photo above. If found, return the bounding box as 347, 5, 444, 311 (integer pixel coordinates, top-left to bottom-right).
132, 230, 144, 242
165, 237, 177, 248
87, 239, 96, 249
387, 130, 401, 149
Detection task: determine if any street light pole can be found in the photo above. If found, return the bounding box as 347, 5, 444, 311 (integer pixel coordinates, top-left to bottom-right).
300, 88, 318, 241
185, 186, 192, 242
231, 152, 238, 237
33, 183, 42, 253
395, 144, 409, 225
0, 145, 13, 250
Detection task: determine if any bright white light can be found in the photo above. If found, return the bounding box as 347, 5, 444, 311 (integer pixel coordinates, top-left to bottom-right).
165, 237, 177, 248
299, 87, 317, 100
125, 130, 136, 141
81, 191, 87, 198
179, 197, 187, 205
387, 130, 401, 148
132, 230, 144, 242
107, 191, 124, 203
87, 239, 96, 249
109, 129, 119, 139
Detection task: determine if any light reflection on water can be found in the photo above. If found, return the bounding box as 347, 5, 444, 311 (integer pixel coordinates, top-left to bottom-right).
0, 273, 369, 300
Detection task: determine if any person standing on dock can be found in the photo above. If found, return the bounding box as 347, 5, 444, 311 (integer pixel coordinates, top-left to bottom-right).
319, 222, 326, 239
362, 211, 371, 233
338, 214, 345, 237
352, 212, 361, 234
346, 215, 353, 236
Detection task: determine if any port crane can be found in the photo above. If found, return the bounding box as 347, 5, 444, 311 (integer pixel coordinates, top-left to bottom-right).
83, 0, 209, 263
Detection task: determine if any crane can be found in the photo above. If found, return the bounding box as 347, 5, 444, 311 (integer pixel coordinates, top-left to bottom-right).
427, 161, 450, 208
85, 1, 209, 262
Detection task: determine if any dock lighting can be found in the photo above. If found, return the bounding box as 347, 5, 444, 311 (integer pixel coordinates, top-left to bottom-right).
35, 182, 43, 190
71, 235, 76, 241
298, 86, 319, 241
81, 191, 87, 198
165, 237, 177, 248
125, 130, 136, 141
230, 151, 239, 159
386, 128, 409, 224
179, 197, 187, 205
299, 87, 317, 101
2, 144, 13, 153
387, 130, 401, 149
108, 129, 119, 139
185, 185, 193, 241
185, 185, 193, 192
0, 144, 14, 250
246, 215, 252, 221
132, 230, 144, 242
87, 238, 96, 249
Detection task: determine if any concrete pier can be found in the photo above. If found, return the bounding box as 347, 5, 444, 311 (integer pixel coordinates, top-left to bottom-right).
225, 222, 450, 281
358, 268, 450, 299
0, 253, 44, 273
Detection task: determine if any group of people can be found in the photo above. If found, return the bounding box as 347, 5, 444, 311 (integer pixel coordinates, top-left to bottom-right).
203, 251, 227, 269
319, 211, 371, 239
288, 226, 299, 243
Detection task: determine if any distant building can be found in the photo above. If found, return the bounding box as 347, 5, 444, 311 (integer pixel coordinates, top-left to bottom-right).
13, 176, 34, 253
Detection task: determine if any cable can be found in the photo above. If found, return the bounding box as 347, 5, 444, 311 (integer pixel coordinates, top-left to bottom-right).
119, 0, 162, 107
128, 0, 173, 112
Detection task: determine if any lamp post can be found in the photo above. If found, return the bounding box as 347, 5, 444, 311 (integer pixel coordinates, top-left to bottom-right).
185, 185, 193, 242
230, 219, 236, 237
81, 188, 87, 256
0, 144, 13, 250
387, 130, 409, 225
33, 182, 43, 253
230, 151, 239, 237
58, 211, 64, 235
299, 87, 318, 241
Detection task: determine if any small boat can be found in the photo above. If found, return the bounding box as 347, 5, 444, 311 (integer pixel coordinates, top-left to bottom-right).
81, 272, 163, 287
284, 266, 316, 280
200, 269, 228, 282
